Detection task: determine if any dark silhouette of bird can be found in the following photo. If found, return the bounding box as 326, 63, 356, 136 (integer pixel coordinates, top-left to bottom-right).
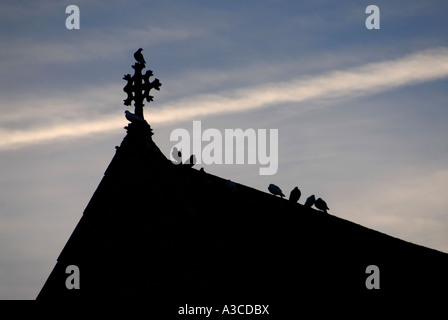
125, 110, 145, 124
183, 154, 196, 168
134, 48, 146, 65
268, 184, 285, 198
171, 147, 182, 164
289, 187, 301, 203
315, 198, 329, 213
304, 195, 316, 208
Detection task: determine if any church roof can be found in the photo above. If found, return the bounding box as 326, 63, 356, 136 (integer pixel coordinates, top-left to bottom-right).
36, 118, 448, 302
37, 51, 448, 306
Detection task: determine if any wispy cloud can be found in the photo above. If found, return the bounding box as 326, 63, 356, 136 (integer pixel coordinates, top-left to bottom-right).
0, 115, 124, 149
1, 47, 448, 151
159, 46, 448, 116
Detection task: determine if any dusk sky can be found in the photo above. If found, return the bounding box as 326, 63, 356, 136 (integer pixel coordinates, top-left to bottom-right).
1, 0, 448, 299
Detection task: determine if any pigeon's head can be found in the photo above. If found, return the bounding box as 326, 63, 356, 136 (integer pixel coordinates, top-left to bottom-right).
138, 48, 143, 52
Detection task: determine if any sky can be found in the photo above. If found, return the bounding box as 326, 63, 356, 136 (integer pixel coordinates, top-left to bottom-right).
1, 0, 448, 299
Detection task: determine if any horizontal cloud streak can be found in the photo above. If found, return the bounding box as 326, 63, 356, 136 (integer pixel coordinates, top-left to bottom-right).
1, 47, 448, 151
158, 47, 448, 118
0, 115, 125, 149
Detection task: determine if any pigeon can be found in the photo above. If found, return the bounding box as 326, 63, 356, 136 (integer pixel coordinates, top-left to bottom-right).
314, 198, 329, 213
125, 110, 145, 123
289, 187, 301, 203
171, 147, 182, 164
304, 195, 316, 208
134, 48, 146, 65
268, 184, 285, 198
183, 154, 196, 168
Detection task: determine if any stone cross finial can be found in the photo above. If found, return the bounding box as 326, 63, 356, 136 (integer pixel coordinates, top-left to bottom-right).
123, 49, 162, 119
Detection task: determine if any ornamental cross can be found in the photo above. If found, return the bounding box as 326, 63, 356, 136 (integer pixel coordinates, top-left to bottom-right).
123, 48, 162, 119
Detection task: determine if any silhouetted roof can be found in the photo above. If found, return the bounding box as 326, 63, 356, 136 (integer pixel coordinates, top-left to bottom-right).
37, 120, 448, 305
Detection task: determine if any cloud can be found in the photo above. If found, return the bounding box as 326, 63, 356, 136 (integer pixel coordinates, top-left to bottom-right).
0, 115, 123, 150
1, 47, 448, 151
161, 46, 448, 115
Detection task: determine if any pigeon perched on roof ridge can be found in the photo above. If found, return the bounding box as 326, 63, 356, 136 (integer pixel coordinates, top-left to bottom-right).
171, 147, 182, 164
304, 194, 316, 208
183, 154, 196, 168
289, 186, 301, 203
314, 198, 329, 214
268, 184, 285, 198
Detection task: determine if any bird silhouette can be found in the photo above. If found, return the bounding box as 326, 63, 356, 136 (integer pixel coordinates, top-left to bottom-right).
134, 48, 146, 65
125, 110, 145, 123
171, 147, 182, 164
183, 154, 196, 168
304, 195, 316, 208
268, 184, 285, 198
314, 198, 329, 213
289, 187, 301, 203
